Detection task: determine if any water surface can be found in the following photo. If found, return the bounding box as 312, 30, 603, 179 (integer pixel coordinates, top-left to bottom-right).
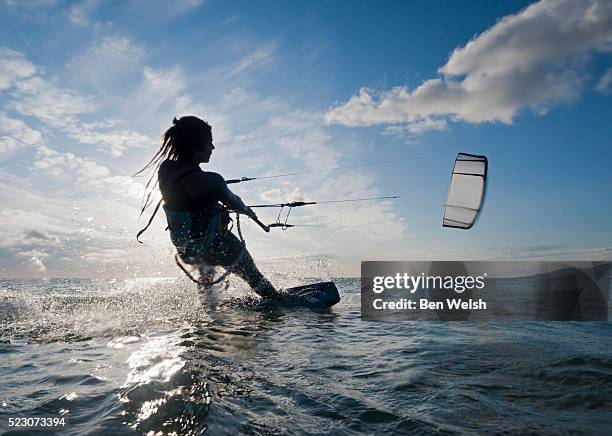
1, 277, 611, 434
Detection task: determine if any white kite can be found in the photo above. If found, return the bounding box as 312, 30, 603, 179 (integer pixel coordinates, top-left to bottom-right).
443, 153, 488, 229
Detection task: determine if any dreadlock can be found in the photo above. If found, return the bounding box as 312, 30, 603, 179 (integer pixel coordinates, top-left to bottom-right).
134, 116, 213, 219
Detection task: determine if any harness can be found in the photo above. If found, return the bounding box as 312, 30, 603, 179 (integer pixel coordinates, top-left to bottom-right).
174, 213, 247, 286
136, 167, 246, 286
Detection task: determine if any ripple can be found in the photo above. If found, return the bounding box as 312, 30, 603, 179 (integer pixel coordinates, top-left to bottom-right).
1, 278, 611, 434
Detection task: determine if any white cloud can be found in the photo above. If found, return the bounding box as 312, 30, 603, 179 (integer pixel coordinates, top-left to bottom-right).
0, 136, 19, 153
0, 227, 62, 251
227, 42, 277, 78
0, 168, 77, 239
302, 171, 406, 241
0, 166, 172, 278
0, 111, 42, 153
20, 229, 61, 246
65, 123, 152, 157
176, 0, 204, 9
33, 145, 144, 198
260, 187, 305, 203
124, 66, 191, 125
81, 248, 129, 264
151, 0, 204, 15
17, 249, 50, 259
3, 46, 154, 156
150, 0, 204, 16
325, 0, 612, 133
66, 35, 145, 87
268, 110, 341, 169
67, 0, 100, 27
0, 46, 37, 90
3, 0, 60, 14
34, 145, 108, 177
384, 117, 447, 136
27, 256, 47, 272
94, 36, 144, 62
142, 66, 186, 102
10, 76, 94, 125
595, 67, 612, 94
16, 249, 48, 272
0, 211, 67, 250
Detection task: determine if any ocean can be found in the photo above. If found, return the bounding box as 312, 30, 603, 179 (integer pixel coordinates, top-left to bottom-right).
1, 277, 611, 435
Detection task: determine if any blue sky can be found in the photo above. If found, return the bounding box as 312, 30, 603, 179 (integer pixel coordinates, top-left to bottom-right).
0, 0, 611, 277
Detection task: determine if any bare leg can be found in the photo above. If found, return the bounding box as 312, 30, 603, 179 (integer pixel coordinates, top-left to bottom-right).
230, 246, 277, 298
198, 232, 277, 298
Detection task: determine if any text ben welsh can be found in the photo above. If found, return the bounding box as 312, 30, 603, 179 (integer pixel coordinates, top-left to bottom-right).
371, 273, 487, 310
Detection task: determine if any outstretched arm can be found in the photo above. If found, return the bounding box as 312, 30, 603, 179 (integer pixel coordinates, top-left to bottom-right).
224, 189, 258, 219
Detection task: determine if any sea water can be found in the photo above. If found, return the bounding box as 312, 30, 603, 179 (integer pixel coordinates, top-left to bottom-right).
1, 277, 611, 434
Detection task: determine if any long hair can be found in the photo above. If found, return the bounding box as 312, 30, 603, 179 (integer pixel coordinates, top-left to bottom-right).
134, 116, 212, 218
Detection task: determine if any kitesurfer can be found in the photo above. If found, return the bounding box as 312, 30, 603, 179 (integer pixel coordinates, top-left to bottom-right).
136, 115, 277, 298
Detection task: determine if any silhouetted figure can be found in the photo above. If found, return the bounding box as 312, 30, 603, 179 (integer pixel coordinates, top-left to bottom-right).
136, 116, 276, 298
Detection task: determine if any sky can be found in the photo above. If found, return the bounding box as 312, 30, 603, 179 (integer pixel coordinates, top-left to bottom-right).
0, 0, 611, 278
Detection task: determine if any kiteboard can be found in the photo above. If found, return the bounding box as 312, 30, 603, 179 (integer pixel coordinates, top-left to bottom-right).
176, 256, 340, 308
279, 281, 340, 308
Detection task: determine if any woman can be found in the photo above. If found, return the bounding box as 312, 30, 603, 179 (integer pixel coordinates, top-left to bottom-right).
136, 115, 277, 298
